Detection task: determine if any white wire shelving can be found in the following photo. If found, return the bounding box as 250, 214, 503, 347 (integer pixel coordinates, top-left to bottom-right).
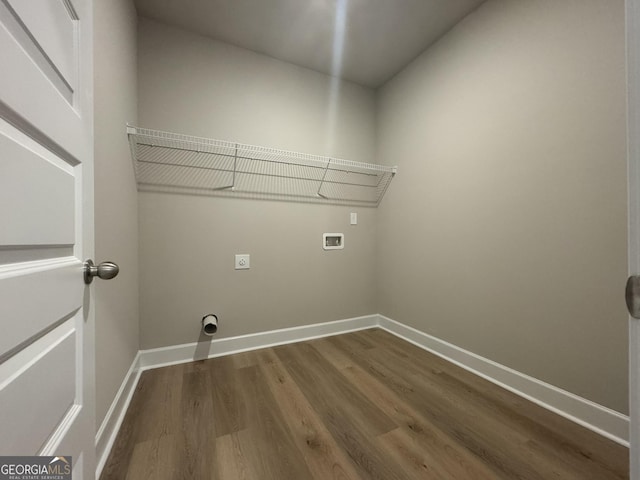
127, 126, 397, 206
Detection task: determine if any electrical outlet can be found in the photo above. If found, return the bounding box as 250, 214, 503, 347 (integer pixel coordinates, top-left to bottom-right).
235, 254, 250, 270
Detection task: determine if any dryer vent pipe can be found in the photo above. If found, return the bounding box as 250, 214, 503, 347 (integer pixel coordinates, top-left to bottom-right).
202, 314, 218, 336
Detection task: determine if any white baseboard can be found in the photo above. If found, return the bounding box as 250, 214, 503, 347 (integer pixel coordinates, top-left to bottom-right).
138, 314, 379, 371
95, 352, 142, 479
377, 314, 630, 446
95, 312, 628, 478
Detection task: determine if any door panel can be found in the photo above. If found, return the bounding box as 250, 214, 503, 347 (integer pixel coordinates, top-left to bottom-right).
5, 0, 78, 92
0, 123, 76, 247
0, 261, 80, 361
0, 325, 76, 455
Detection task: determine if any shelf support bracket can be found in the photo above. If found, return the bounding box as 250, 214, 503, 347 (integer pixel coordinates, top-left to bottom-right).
214, 143, 238, 191
317, 159, 331, 198
230, 144, 238, 191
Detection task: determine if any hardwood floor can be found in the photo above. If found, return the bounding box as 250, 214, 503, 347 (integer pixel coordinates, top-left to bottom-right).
101, 329, 629, 479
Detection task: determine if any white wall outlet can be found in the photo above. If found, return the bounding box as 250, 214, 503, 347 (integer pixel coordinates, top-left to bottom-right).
350, 212, 358, 225
235, 254, 250, 270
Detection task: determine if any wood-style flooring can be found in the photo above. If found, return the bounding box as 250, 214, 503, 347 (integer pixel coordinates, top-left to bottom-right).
101, 329, 629, 479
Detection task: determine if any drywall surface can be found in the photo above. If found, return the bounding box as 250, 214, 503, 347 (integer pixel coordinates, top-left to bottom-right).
94, 0, 140, 429
137, 19, 377, 349
376, 0, 628, 413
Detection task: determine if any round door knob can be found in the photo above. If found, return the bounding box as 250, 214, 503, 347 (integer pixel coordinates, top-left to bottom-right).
84, 259, 120, 284
626, 275, 640, 319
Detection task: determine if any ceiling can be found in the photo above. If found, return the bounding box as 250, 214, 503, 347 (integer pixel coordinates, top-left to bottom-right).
133, 0, 486, 88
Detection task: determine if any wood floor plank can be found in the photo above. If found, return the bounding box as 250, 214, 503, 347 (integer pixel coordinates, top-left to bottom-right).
274, 342, 397, 437
256, 348, 363, 480
230, 350, 260, 369
273, 343, 419, 480
125, 435, 179, 480
102, 329, 629, 480
177, 369, 216, 480
207, 356, 247, 438
377, 427, 467, 480
136, 364, 184, 441
316, 336, 502, 479
215, 431, 259, 480
234, 364, 315, 479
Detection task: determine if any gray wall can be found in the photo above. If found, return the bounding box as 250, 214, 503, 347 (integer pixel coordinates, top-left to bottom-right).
94, 0, 139, 429
376, 0, 628, 413
137, 19, 377, 349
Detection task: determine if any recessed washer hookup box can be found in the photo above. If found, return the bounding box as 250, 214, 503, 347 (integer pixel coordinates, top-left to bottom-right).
323, 233, 344, 250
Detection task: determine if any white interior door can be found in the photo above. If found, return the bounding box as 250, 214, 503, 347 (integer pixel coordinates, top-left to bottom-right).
629, 0, 640, 478
0, 0, 95, 478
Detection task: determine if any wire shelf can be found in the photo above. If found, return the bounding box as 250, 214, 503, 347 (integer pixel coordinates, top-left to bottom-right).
127, 126, 397, 206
